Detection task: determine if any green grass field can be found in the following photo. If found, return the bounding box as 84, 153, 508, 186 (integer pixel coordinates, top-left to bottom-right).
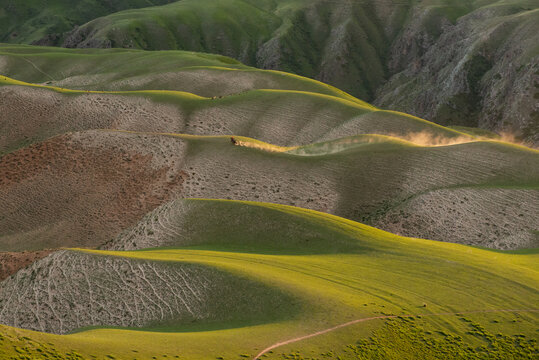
0, 44, 358, 101
0, 200, 537, 359
0, 0, 177, 44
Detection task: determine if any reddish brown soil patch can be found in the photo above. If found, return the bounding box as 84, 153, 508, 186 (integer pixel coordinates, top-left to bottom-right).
0, 133, 188, 251
0, 250, 53, 280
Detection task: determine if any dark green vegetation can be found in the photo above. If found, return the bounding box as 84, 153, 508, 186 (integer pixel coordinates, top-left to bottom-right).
0, 330, 87, 360
0, 0, 176, 45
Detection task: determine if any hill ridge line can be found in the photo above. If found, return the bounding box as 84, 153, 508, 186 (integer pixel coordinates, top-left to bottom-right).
100, 129, 539, 153
0, 74, 377, 110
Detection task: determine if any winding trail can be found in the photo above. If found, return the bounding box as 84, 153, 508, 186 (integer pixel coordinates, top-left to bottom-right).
253, 309, 539, 359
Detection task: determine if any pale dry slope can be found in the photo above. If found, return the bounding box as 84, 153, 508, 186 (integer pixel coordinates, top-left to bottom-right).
1, 130, 536, 251
0, 250, 292, 334
372, 187, 539, 250
0, 131, 187, 251
0, 80, 467, 153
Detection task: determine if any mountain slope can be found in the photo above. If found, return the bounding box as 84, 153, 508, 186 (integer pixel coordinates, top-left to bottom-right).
0, 0, 177, 45
23, 0, 537, 143
375, 4, 539, 144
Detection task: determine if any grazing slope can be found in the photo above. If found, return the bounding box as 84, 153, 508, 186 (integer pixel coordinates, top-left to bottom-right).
1, 131, 537, 251
372, 187, 539, 250
0, 131, 187, 250
0, 44, 357, 100
0, 200, 537, 359
1, 72, 469, 154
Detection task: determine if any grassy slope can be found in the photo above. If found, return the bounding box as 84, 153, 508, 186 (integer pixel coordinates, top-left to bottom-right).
0, 200, 537, 359
1, 130, 537, 252
0, 72, 472, 154
0, 44, 358, 101
50, 0, 394, 99
0, 0, 177, 44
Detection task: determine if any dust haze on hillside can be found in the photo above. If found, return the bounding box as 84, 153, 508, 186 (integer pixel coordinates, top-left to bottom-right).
388, 130, 537, 149
387, 131, 475, 147
497, 131, 538, 149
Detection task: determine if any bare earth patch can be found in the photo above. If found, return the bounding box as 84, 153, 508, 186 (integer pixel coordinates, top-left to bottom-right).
0, 132, 187, 251
0, 250, 53, 281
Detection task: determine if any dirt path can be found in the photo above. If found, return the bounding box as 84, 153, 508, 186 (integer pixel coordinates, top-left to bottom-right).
253, 309, 539, 359
21, 57, 56, 82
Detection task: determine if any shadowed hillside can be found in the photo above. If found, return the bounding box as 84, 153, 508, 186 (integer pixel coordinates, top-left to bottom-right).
0, 0, 177, 45
1, 130, 536, 251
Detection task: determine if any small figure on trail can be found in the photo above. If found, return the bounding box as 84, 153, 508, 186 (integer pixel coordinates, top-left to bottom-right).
230, 137, 238, 145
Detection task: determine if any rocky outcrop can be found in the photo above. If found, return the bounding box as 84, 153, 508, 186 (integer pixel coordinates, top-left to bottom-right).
376, 5, 539, 145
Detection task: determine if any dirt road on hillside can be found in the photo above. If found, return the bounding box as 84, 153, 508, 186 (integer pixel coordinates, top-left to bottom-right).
254, 309, 539, 359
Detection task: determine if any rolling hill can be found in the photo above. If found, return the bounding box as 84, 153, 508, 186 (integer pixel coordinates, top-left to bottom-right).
0, 68, 464, 155
0, 42, 537, 360
2, 0, 536, 142
0, 200, 538, 359
1, 130, 537, 251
